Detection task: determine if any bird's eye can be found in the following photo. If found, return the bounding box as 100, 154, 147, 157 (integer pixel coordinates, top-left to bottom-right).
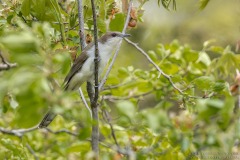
112, 33, 117, 37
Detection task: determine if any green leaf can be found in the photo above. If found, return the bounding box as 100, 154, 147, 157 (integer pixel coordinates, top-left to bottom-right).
218, 97, 234, 130
97, 19, 107, 33
0, 32, 38, 53
148, 50, 158, 62
134, 69, 149, 80
118, 67, 129, 78
197, 99, 224, 121
193, 76, 214, 91
158, 0, 177, 10
109, 13, 125, 32
212, 81, 226, 92
35, 0, 46, 20
116, 101, 135, 119
21, 0, 31, 17
199, 0, 210, 10
197, 51, 211, 66
66, 142, 90, 153
160, 62, 179, 74
182, 49, 198, 62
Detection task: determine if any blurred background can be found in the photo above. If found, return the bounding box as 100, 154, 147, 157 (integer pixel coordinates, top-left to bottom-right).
117, 0, 240, 69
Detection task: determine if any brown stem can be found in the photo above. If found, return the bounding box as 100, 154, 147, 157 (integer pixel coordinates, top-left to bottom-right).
90, 0, 100, 157
0, 52, 17, 71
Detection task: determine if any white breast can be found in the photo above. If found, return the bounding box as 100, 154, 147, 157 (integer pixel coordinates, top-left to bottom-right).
85, 39, 121, 82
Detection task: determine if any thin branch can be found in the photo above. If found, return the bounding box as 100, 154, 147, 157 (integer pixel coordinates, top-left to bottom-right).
44, 128, 78, 137
103, 90, 153, 101
122, 0, 133, 33
77, 0, 86, 49
77, 0, 92, 120
90, 0, 100, 157
26, 143, 39, 160
0, 126, 38, 137
0, 52, 17, 71
103, 80, 134, 90
78, 89, 92, 118
124, 38, 184, 95
99, 0, 133, 91
103, 110, 119, 147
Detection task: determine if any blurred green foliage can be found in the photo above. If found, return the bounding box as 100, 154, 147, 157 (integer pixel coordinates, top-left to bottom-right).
0, 0, 240, 159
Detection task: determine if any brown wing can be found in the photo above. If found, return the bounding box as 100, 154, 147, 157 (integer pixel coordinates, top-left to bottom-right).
63, 52, 89, 90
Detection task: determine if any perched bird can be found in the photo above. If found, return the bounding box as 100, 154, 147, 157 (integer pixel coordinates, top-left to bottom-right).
38, 31, 130, 128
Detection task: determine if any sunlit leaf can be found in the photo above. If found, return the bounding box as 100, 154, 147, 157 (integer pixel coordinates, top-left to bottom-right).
109, 13, 125, 32
116, 100, 135, 119
199, 0, 210, 10
21, 0, 31, 17
193, 76, 214, 91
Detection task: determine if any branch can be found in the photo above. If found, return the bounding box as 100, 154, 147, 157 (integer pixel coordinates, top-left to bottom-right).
102, 80, 134, 90
90, 0, 100, 157
102, 110, 119, 147
44, 128, 78, 137
77, 0, 92, 119
0, 52, 17, 71
99, 0, 133, 90
103, 90, 153, 101
77, 0, 86, 49
78, 89, 92, 118
124, 38, 184, 95
26, 143, 39, 160
0, 126, 38, 137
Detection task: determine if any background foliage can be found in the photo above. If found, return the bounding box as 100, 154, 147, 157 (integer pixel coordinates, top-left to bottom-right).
0, 0, 240, 159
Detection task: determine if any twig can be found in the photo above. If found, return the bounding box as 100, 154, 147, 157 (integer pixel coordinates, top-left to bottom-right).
103, 80, 134, 90
124, 38, 184, 95
90, 0, 100, 157
77, 0, 92, 120
44, 128, 78, 137
78, 88, 92, 118
26, 143, 39, 160
0, 126, 38, 137
103, 90, 153, 101
77, 0, 86, 49
103, 110, 119, 147
0, 52, 17, 71
99, 0, 133, 91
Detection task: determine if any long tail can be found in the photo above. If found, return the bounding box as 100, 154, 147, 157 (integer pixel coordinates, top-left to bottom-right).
39, 79, 70, 128
38, 110, 57, 128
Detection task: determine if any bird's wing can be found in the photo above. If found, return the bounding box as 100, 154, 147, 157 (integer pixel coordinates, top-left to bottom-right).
63, 52, 89, 90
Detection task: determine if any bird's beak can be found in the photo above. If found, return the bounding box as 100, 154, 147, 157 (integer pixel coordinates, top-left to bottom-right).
122, 34, 131, 37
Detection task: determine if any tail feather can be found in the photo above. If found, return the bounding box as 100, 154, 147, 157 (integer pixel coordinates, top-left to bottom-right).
38, 111, 57, 128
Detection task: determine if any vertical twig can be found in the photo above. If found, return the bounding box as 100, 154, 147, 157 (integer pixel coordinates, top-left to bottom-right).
77, 0, 92, 118
99, 0, 133, 90
77, 0, 86, 49
103, 110, 119, 147
90, 0, 99, 157
26, 143, 39, 160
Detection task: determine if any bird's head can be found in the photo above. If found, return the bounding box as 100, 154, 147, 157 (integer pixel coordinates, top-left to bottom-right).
99, 31, 131, 46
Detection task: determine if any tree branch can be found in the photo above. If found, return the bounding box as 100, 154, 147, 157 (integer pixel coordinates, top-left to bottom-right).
44, 128, 78, 137
26, 143, 39, 160
0, 52, 17, 71
77, 0, 86, 49
102, 110, 119, 147
103, 90, 153, 101
99, 0, 133, 91
90, 0, 100, 157
124, 38, 184, 95
77, 0, 92, 119
0, 126, 38, 137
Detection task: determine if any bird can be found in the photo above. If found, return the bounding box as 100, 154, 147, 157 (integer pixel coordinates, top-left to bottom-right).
38, 31, 130, 128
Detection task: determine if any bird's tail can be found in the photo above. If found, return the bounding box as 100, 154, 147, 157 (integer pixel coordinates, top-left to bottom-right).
38, 110, 57, 128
